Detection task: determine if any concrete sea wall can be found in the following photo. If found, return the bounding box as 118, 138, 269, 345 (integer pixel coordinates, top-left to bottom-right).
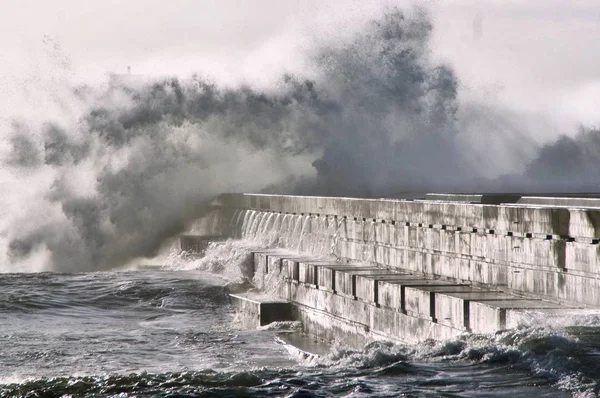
198, 193, 600, 344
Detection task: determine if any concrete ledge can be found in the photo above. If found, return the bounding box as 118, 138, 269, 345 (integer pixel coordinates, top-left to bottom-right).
517, 196, 600, 208
378, 279, 457, 313
425, 193, 483, 203
281, 257, 314, 282
256, 252, 588, 341
229, 293, 293, 327
221, 249, 593, 345
316, 264, 369, 293
469, 299, 563, 333
335, 268, 398, 299
434, 290, 516, 331
355, 273, 413, 304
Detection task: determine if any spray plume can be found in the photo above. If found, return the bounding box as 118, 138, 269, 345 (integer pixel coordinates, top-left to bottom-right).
0, 7, 598, 272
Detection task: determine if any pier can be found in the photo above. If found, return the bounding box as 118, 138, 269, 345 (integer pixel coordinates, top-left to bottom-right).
184, 193, 600, 345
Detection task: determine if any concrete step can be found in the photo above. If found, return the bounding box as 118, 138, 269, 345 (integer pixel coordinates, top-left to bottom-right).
469, 299, 564, 333
229, 293, 294, 327
251, 250, 583, 335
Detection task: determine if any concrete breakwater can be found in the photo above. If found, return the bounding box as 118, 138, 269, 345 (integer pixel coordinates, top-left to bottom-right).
188, 193, 600, 345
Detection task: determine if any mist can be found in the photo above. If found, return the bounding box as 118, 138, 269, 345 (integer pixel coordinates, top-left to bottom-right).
1, 2, 599, 272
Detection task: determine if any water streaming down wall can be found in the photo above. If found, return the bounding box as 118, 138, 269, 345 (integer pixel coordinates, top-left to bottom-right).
237, 210, 405, 266
234, 209, 342, 259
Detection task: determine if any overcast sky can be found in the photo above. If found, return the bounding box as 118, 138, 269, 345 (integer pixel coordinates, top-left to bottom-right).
1, 0, 599, 135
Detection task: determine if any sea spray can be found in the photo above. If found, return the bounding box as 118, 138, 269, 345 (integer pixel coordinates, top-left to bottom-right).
167, 239, 261, 283
2, 7, 600, 273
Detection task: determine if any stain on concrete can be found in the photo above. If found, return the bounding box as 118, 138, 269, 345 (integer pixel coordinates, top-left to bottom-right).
551, 208, 570, 237
553, 240, 566, 270
556, 272, 566, 295
483, 205, 499, 229
585, 210, 600, 259
586, 210, 600, 239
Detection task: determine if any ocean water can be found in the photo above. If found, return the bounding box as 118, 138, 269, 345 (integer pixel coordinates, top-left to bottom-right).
2, 241, 600, 398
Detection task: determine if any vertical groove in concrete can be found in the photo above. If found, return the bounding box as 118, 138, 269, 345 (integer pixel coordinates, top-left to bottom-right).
499, 309, 507, 330
463, 300, 471, 331
429, 291, 436, 322
400, 285, 407, 314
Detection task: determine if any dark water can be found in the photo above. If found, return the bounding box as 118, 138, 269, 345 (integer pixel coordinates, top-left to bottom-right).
1, 269, 600, 397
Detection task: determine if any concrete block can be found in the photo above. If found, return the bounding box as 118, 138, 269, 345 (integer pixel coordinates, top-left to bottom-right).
229, 293, 293, 327
299, 261, 318, 286
403, 286, 434, 320
377, 279, 457, 312
312, 262, 361, 292
282, 257, 313, 282
504, 308, 593, 329
489, 234, 510, 263
469, 299, 561, 334
316, 265, 336, 292
387, 246, 398, 268
403, 284, 480, 324
353, 273, 410, 304
506, 268, 595, 304
391, 248, 407, 269
429, 228, 441, 252
370, 305, 399, 337
403, 250, 418, 273
334, 267, 385, 298
470, 232, 487, 258
435, 291, 514, 330
309, 264, 365, 294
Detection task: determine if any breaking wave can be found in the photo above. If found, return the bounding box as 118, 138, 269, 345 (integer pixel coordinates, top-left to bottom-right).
167, 238, 600, 395
320, 325, 600, 396
3, 325, 599, 397
1, 6, 599, 273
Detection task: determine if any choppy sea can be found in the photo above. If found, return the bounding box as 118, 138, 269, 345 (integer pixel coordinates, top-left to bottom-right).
2, 241, 600, 397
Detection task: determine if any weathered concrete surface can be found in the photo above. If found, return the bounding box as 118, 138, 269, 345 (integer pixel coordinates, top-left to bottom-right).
245, 250, 578, 344
190, 193, 600, 345
220, 193, 600, 307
